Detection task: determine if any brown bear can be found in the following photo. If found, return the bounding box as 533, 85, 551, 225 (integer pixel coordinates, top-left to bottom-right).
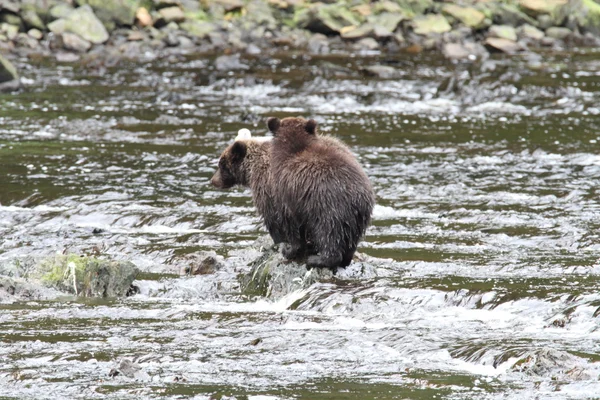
210, 130, 287, 244
267, 116, 375, 270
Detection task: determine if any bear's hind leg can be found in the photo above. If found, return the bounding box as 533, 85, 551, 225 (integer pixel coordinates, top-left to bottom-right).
281, 242, 305, 260
306, 253, 343, 270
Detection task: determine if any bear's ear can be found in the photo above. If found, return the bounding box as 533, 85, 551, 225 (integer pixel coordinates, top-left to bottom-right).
305, 119, 317, 135
267, 117, 280, 134
230, 141, 247, 163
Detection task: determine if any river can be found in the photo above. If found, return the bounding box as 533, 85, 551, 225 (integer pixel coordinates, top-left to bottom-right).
1, 50, 600, 399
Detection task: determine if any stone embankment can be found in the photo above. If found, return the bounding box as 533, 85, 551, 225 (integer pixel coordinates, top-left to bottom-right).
1, 0, 600, 90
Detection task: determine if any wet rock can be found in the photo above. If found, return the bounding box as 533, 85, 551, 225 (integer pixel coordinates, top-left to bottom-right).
354, 37, 379, 51
27, 28, 42, 40
518, 23, 545, 40
443, 42, 487, 60
545, 26, 571, 40
442, 4, 486, 29
508, 348, 593, 380
558, 0, 600, 36
361, 65, 397, 78
0, 0, 19, 14
488, 24, 518, 42
182, 251, 224, 275
519, 0, 567, 16
295, 4, 362, 35
79, 0, 140, 30
62, 32, 92, 52
215, 53, 249, 71
113, 358, 150, 381
0, 53, 19, 92
484, 37, 523, 54
180, 20, 215, 39
0, 276, 62, 303
240, 243, 334, 299
35, 254, 139, 297
21, 9, 45, 30
307, 32, 329, 54
412, 14, 451, 36
158, 6, 185, 23
135, 7, 152, 27
246, 42, 261, 55
50, 3, 74, 20
48, 5, 109, 44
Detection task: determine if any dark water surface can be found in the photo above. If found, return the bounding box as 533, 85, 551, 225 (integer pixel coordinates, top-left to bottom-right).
1, 50, 600, 399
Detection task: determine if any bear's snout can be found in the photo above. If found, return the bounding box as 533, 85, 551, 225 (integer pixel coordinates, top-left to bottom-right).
210, 171, 223, 188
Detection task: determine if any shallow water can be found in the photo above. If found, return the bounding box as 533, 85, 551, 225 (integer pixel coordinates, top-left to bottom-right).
2, 50, 600, 399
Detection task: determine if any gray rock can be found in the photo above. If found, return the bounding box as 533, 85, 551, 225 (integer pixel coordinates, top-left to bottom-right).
0, 22, 18, 40
62, 32, 92, 52
49, 3, 74, 20
78, 0, 140, 29
307, 33, 329, 54
21, 9, 45, 30
215, 54, 249, 71
537, 14, 554, 29
340, 24, 373, 40
0, 53, 18, 84
412, 14, 451, 36
361, 65, 397, 78
182, 251, 224, 275
246, 43, 261, 55
245, 0, 277, 29
518, 24, 545, 40
545, 26, 571, 40
48, 5, 109, 44
484, 37, 523, 54
34, 254, 139, 297
443, 42, 488, 60
177, 35, 194, 48
14, 32, 38, 48
353, 37, 379, 51
158, 6, 185, 23
488, 24, 518, 42
296, 4, 361, 35
27, 28, 43, 40
180, 21, 215, 39
0, 0, 20, 14
0, 12, 21, 26
0, 276, 62, 303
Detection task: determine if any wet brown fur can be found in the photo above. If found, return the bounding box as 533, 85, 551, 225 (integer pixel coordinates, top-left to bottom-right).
268, 117, 375, 271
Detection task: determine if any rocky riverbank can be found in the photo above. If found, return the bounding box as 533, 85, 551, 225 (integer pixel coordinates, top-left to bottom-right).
1, 0, 600, 90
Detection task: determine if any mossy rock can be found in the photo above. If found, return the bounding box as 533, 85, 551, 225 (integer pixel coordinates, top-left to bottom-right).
78, 0, 141, 30
553, 0, 600, 35
295, 3, 363, 34
35, 254, 139, 298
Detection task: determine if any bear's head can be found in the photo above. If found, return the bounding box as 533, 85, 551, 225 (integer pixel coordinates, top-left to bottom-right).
211, 129, 271, 189
267, 117, 318, 138
210, 140, 249, 189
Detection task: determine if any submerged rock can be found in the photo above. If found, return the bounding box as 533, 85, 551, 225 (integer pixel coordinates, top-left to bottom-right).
240, 236, 377, 300
35, 254, 139, 297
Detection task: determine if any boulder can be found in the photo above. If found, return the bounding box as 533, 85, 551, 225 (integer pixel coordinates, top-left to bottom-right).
35, 254, 139, 298
158, 6, 185, 23
50, 3, 74, 19
78, 0, 141, 30
412, 14, 452, 35
545, 26, 571, 39
519, 0, 567, 16
0, 53, 19, 92
135, 7, 152, 27
518, 24, 545, 40
180, 20, 215, 38
47, 5, 109, 44
484, 37, 523, 53
27, 28, 43, 40
488, 24, 518, 41
62, 32, 92, 52
21, 9, 45, 30
442, 4, 486, 29
295, 4, 362, 35
554, 0, 600, 36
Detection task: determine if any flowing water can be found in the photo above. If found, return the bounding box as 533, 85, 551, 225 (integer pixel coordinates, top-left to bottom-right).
1, 50, 600, 399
